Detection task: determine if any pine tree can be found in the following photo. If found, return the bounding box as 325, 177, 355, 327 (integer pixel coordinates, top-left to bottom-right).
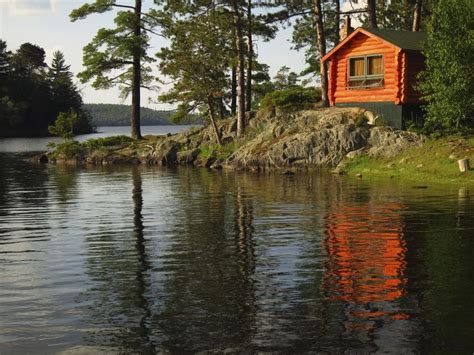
0, 40, 10, 78
47, 51, 92, 134
157, 6, 231, 145
49, 50, 72, 81
70, 1, 161, 139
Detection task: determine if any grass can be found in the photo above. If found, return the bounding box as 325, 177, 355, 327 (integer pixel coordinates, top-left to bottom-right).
83, 135, 133, 150
344, 136, 474, 186
198, 141, 242, 160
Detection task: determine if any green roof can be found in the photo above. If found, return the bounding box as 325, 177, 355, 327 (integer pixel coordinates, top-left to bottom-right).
363, 27, 427, 51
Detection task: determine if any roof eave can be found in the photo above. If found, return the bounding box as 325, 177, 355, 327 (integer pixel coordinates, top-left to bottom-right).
322, 27, 403, 63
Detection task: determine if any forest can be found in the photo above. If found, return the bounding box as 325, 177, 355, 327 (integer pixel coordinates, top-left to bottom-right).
0, 42, 93, 137
84, 104, 174, 126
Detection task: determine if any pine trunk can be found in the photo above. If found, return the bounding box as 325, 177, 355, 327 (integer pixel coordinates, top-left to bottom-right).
246, 0, 253, 113
333, 0, 340, 44
231, 65, 237, 115
313, 0, 329, 107
367, 0, 378, 28
208, 96, 222, 146
412, 0, 422, 32
131, 0, 142, 140
232, 0, 246, 137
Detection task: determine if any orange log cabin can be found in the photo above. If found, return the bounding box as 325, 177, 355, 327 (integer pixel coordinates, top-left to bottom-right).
322, 27, 427, 129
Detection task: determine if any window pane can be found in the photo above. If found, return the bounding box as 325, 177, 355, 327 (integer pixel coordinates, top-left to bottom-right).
368, 56, 383, 75
349, 58, 365, 77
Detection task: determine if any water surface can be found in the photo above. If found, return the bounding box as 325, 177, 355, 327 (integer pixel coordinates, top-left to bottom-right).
0, 152, 473, 353
0, 125, 194, 153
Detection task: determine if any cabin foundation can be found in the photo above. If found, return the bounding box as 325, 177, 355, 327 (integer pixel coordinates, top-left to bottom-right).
335, 102, 424, 129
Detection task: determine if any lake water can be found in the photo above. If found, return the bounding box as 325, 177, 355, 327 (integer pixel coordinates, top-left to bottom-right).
0, 126, 194, 153
0, 131, 473, 353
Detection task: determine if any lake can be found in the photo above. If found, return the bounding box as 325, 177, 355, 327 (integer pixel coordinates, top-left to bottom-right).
0, 129, 473, 353
0, 126, 195, 153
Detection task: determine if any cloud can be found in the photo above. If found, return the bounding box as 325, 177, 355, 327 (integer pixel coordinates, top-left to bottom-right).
0, 0, 58, 16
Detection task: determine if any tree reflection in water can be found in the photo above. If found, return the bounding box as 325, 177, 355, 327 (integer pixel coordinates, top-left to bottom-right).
132, 167, 154, 350
80, 167, 156, 353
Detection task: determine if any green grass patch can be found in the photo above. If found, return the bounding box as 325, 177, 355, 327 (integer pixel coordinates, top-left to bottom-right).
344, 136, 474, 186
83, 135, 133, 150
48, 141, 85, 159
198, 140, 241, 160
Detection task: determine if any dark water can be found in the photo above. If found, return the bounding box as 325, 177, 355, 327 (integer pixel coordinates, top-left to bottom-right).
0, 153, 473, 354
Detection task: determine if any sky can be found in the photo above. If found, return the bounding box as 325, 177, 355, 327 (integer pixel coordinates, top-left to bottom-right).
0, 0, 308, 110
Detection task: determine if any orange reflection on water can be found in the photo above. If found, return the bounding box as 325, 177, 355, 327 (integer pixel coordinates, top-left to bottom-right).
325, 203, 408, 319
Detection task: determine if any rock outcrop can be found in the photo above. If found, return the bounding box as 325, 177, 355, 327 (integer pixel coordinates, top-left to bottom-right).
44, 107, 425, 172
226, 108, 423, 171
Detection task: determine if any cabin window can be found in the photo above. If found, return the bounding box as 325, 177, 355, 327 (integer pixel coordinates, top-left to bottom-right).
348, 55, 384, 89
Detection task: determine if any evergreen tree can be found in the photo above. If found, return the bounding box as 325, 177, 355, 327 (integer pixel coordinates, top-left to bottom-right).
273, 66, 299, 90
0, 40, 10, 78
0, 40, 93, 137
418, 0, 473, 132
11, 42, 47, 77
48, 51, 93, 134
49, 50, 72, 81
157, 7, 230, 145
70, 1, 161, 139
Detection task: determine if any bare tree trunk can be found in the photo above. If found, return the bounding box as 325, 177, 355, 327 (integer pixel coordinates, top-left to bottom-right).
333, 0, 340, 44
232, 0, 246, 137
231, 65, 237, 115
208, 96, 222, 146
246, 0, 253, 113
131, 0, 142, 139
367, 0, 378, 28
412, 0, 422, 31
313, 0, 329, 107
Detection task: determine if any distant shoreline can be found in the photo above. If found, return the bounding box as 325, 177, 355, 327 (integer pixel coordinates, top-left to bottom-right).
0, 124, 199, 139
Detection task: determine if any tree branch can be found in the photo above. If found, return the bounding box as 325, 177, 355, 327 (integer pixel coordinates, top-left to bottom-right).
111, 4, 135, 10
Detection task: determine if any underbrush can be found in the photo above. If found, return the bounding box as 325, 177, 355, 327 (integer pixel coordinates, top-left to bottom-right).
260, 86, 321, 113
48, 141, 85, 159
198, 140, 241, 160
83, 135, 133, 150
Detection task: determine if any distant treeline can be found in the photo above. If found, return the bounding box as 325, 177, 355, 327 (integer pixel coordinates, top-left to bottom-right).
0, 40, 93, 137
85, 104, 200, 126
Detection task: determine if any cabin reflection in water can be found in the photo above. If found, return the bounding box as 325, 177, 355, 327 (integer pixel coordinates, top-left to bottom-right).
324, 202, 409, 323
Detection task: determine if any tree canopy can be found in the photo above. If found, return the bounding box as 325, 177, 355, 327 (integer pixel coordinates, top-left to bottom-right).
0, 40, 93, 137
418, 0, 473, 132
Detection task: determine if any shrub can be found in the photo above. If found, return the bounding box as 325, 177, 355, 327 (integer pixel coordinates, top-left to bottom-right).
354, 113, 368, 127
48, 111, 78, 141
50, 141, 84, 159
83, 135, 133, 150
260, 86, 322, 113
198, 141, 240, 160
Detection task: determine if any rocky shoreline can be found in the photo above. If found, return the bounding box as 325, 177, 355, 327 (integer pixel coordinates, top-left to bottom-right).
32, 107, 425, 173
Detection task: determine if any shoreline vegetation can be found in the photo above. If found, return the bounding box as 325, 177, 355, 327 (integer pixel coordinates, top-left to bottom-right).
33, 107, 473, 187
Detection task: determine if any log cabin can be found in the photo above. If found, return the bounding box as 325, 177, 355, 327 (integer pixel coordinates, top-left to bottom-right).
322, 27, 427, 129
